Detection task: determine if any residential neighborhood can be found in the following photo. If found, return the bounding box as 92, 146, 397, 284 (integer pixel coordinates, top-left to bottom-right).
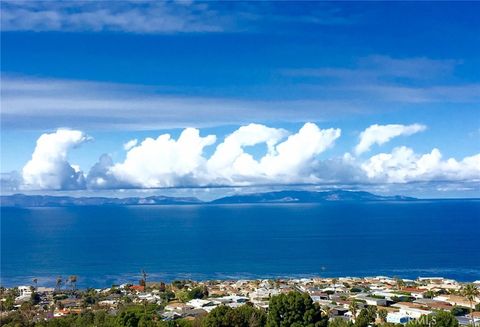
1, 276, 479, 326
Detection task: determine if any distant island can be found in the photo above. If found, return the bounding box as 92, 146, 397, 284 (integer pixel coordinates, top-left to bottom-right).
210, 190, 416, 204
0, 190, 417, 207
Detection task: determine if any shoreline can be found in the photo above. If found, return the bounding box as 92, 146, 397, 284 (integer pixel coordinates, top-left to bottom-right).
2, 275, 480, 291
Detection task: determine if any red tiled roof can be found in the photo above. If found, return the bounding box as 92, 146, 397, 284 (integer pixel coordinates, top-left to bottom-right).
130, 285, 145, 291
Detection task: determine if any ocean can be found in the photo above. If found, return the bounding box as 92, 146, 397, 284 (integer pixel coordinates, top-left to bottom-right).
1, 200, 479, 288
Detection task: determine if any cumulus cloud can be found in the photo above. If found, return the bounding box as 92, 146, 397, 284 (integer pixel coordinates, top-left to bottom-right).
0, 171, 22, 192
86, 154, 122, 189
205, 123, 341, 184
22, 129, 89, 190
206, 124, 288, 182
110, 128, 216, 188
361, 146, 480, 183
89, 122, 341, 188
258, 123, 341, 180
355, 123, 426, 155
123, 139, 138, 151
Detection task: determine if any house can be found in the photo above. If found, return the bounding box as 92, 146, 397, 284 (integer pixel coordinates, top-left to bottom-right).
402, 287, 426, 299
164, 302, 192, 312
356, 295, 387, 306
129, 285, 145, 292
434, 295, 478, 308
53, 308, 70, 317
212, 295, 249, 304
15, 286, 32, 303
186, 299, 219, 312
161, 311, 182, 321
179, 308, 207, 319
414, 298, 452, 311
392, 302, 432, 319
387, 312, 411, 324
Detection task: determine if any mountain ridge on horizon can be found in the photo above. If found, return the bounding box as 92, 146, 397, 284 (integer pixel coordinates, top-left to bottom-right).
0, 190, 419, 207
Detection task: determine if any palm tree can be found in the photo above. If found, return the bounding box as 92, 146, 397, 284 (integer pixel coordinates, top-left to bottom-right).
349, 299, 359, 321
322, 305, 333, 317
395, 277, 405, 290
55, 276, 63, 292
141, 270, 148, 290
378, 308, 388, 323
32, 278, 38, 291
462, 284, 479, 327
69, 276, 77, 293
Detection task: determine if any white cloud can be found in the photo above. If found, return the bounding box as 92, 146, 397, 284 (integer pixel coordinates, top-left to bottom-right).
0, 1, 353, 34
110, 128, 216, 188
0, 1, 226, 33
102, 122, 341, 188
258, 123, 341, 180
16, 123, 480, 191
206, 123, 341, 184
206, 124, 288, 182
123, 139, 138, 151
355, 123, 426, 155
361, 146, 480, 183
1, 75, 361, 131
22, 129, 89, 190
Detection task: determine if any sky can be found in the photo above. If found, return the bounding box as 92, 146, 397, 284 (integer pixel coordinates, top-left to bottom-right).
1, 1, 479, 198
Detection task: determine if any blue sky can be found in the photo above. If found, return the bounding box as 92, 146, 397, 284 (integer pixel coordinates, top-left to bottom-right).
1, 1, 479, 197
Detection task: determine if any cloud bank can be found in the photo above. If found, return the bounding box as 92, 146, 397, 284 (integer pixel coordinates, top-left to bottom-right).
16, 123, 480, 191
362, 147, 480, 183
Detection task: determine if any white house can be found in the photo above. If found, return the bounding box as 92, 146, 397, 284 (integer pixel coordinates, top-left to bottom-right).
15, 286, 32, 303
392, 303, 432, 319
387, 312, 411, 324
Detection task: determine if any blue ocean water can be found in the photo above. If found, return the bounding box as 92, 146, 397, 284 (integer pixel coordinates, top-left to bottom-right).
1, 200, 479, 288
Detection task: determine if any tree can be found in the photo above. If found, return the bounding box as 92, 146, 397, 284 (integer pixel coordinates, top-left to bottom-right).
267, 291, 328, 327
349, 300, 359, 321
378, 308, 388, 323
434, 311, 459, 327
160, 290, 176, 302
68, 275, 77, 293
189, 286, 209, 300
450, 306, 467, 316
177, 290, 191, 303
321, 305, 332, 317
423, 290, 435, 299
30, 290, 41, 305
228, 304, 267, 327
329, 318, 354, 327
462, 284, 479, 327
117, 310, 140, 327
395, 278, 405, 291
55, 276, 63, 292
355, 306, 377, 327
32, 278, 38, 291
2, 295, 15, 311
178, 286, 209, 302
202, 305, 233, 327
172, 280, 187, 290
142, 269, 148, 290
